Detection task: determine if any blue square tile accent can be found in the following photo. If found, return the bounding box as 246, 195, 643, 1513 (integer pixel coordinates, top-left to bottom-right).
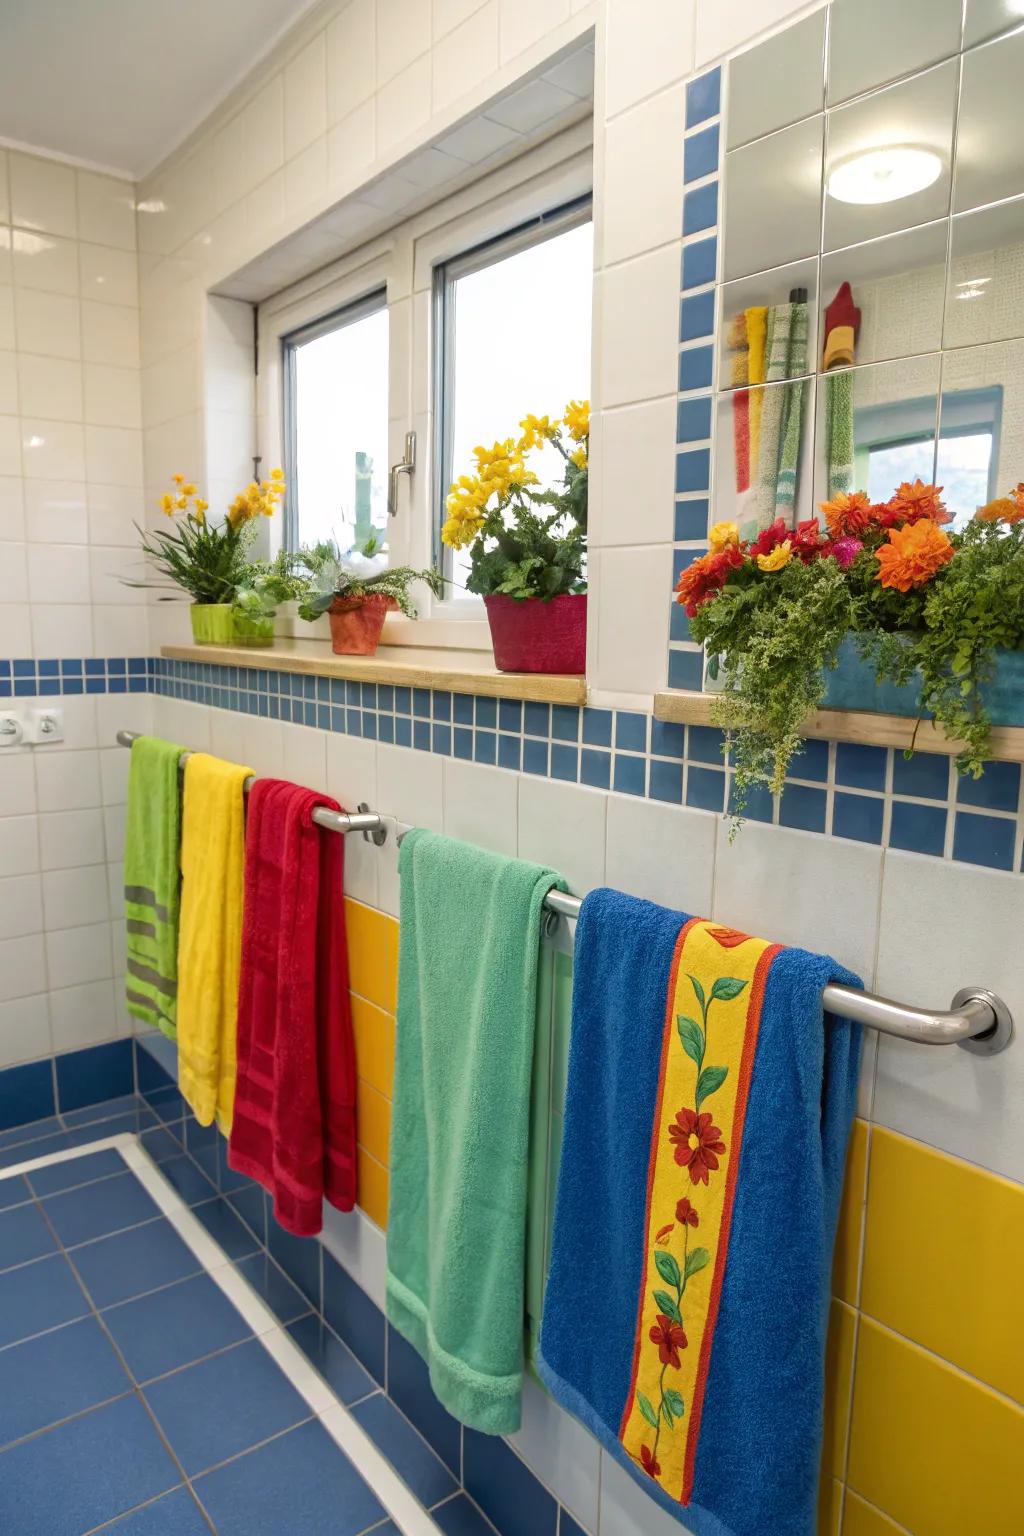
323, 1250, 386, 1383
454, 726, 473, 759
523, 701, 550, 736
672, 600, 691, 641
953, 810, 1015, 871
676, 498, 710, 541
475, 696, 497, 729
287, 1315, 375, 1405
668, 648, 704, 690
432, 724, 451, 755
686, 724, 724, 764
615, 711, 648, 753
41, 1170, 158, 1248
379, 714, 396, 744
650, 759, 684, 803
362, 711, 378, 739
523, 737, 549, 775
154, 1155, 216, 1207
682, 234, 717, 290
679, 344, 714, 392
393, 686, 411, 713
0, 1395, 178, 1536
651, 719, 685, 758
0, 1252, 88, 1349
71, 1217, 201, 1308
730, 779, 775, 824
683, 181, 717, 236
433, 691, 452, 722
99, 1487, 211, 1534
551, 743, 579, 782
680, 290, 715, 344
192, 1196, 261, 1260
890, 800, 948, 858
413, 720, 430, 751
676, 446, 711, 493
240, 1249, 313, 1324
0, 1314, 129, 1447
103, 1272, 251, 1383
0, 1059, 55, 1130
453, 693, 473, 725
685, 123, 720, 182
498, 699, 522, 733
195, 1419, 384, 1536
13, 659, 35, 677
474, 730, 497, 765
686, 66, 721, 127
833, 791, 884, 845
55, 1039, 133, 1113
395, 715, 412, 747
835, 742, 887, 793
613, 754, 647, 796
464, 1427, 558, 1536
677, 396, 712, 443
892, 750, 950, 801
0, 1202, 58, 1272
580, 748, 611, 789
551, 703, 580, 742
582, 706, 612, 746
957, 760, 1020, 813
789, 737, 829, 782
413, 688, 431, 717
498, 734, 522, 771
352, 1393, 457, 1508
779, 784, 827, 833
145, 1338, 309, 1476
686, 765, 725, 812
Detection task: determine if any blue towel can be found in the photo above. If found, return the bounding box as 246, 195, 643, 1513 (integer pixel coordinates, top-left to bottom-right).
538, 890, 862, 1536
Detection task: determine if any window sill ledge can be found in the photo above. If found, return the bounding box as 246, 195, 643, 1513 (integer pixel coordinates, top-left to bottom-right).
161, 642, 587, 705
653, 689, 1024, 764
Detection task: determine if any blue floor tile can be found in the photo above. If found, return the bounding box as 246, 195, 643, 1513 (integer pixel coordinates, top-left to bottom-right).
0, 1394, 179, 1536
195, 1418, 386, 1536
0, 1314, 130, 1446
69, 1216, 201, 1308
0, 1129, 80, 1170
28, 1147, 125, 1197
236, 1252, 312, 1325
0, 1202, 58, 1272
102, 1486, 211, 1534
323, 1250, 386, 1383
352, 1392, 458, 1508
387, 1323, 462, 1475
42, 1170, 160, 1248
0, 1251, 89, 1349
0, 1115, 61, 1151
286, 1315, 376, 1405
0, 1173, 30, 1209
61, 1093, 141, 1128
157, 1154, 216, 1206
103, 1272, 252, 1383
464, 1427, 558, 1536
192, 1196, 261, 1260
434, 1493, 502, 1536
559, 1515, 589, 1536
144, 1337, 310, 1475
139, 1125, 184, 1164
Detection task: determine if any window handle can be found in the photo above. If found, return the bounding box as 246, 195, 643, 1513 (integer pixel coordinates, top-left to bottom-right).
387, 431, 416, 517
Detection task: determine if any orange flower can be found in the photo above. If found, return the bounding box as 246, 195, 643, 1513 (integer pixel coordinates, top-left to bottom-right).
820, 490, 873, 538
976, 497, 1022, 525
887, 479, 949, 525
875, 520, 954, 592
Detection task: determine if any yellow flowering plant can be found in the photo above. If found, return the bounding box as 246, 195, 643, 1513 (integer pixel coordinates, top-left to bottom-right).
134, 470, 285, 605
442, 401, 589, 599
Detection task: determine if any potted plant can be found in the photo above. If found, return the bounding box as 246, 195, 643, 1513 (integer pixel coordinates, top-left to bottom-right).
133, 471, 286, 644
442, 402, 588, 674
298, 537, 442, 655
678, 478, 1024, 819
231, 553, 310, 647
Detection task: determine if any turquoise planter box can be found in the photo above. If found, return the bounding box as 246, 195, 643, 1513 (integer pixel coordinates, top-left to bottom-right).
822, 638, 1024, 725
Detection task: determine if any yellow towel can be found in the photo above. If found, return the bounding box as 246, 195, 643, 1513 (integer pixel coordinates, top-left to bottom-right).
176, 752, 252, 1134
746, 305, 769, 470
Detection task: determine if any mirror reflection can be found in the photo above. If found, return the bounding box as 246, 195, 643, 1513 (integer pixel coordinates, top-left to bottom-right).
827, 0, 961, 105
945, 198, 1024, 348
727, 10, 825, 150
723, 116, 824, 281
954, 26, 1024, 212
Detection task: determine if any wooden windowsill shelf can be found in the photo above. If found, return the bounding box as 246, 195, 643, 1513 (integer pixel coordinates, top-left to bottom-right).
161, 642, 587, 706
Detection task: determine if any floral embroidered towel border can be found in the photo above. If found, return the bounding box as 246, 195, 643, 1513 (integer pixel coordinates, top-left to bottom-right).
537, 889, 862, 1536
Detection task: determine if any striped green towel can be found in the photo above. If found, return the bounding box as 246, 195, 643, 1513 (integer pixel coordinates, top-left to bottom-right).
826, 369, 855, 498
124, 736, 186, 1040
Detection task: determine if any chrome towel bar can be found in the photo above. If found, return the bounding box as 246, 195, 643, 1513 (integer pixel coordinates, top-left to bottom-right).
116, 730, 1013, 1055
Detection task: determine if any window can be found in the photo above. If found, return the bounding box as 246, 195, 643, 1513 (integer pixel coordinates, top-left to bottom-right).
434, 200, 593, 597
858, 387, 1002, 529
283, 292, 389, 551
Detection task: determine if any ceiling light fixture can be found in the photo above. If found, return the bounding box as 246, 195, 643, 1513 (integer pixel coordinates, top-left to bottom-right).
134, 199, 166, 214
828, 146, 942, 205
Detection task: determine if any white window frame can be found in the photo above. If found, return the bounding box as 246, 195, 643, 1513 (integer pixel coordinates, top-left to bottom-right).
258, 121, 592, 651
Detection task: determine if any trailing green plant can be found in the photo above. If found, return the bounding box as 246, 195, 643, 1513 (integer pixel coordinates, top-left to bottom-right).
297, 536, 443, 623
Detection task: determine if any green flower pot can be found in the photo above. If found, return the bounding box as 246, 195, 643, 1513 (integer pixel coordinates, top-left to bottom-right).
189, 603, 234, 645
231, 612, 275, 648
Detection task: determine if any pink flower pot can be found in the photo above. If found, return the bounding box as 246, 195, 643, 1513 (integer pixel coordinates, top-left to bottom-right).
483, 593, 587, 674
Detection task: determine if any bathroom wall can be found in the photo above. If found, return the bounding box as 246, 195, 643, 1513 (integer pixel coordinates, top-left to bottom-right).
0, 148, 147, 1076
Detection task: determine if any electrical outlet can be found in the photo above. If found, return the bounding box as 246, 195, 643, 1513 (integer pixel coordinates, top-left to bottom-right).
0, 711, 25, 747
26, 706, 64, 744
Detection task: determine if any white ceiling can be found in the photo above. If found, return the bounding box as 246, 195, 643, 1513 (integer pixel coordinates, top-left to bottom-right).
0, 0, 317, 180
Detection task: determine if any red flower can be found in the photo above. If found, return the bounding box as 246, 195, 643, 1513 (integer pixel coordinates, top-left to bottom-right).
674, 545, 744, 618
649, 1312, 688, 1368
640, 1444, 662, 1479
706, 924, 749, 948
676, 1197, 699, 1228
791, 517, 825, 563
670, 1108, 726, 1185
750, 518, 789, 557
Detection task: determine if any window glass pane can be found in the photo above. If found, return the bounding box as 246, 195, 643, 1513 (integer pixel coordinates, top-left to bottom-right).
289, 304, 389, 551
445, 219, 593, 596
936, 430, 994, 528
867, 439, 934, 502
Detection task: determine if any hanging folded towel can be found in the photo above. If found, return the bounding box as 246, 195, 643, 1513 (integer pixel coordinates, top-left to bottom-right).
726, 312, 751, 493
756, 301, 809, 528
823, 283, 861, 499
176, 752, 253, 1135
123, 735, 186, 1040
386, 829, 565, 1435
775, 302, 809, 522
538, 891, 862, 1536
227, 779, 357, 1236
745, 305, 768, 473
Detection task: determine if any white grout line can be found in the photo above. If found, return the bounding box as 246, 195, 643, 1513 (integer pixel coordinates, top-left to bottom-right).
0, 1132, 136, 1181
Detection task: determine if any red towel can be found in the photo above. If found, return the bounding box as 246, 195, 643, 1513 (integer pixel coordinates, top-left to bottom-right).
228, 779, 357, 1235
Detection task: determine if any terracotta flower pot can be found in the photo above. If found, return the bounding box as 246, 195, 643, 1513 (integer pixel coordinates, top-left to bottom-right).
190, 603, 234, 644
483, 592, 587, 674
328, 593, 397, 656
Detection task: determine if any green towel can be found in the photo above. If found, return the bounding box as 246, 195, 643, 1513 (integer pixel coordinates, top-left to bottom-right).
775, 303, 809, 520
123, 736, 186, 1040
826, 369, 855, 498
385, 828, 565, 1434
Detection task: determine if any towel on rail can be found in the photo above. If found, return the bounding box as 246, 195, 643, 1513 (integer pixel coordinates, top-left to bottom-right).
386, 829, 565, 1435
123, 734, 186, 1040
176, 752, 253, 1134
227, 779, 357, 1235
538, 890, 862, 1536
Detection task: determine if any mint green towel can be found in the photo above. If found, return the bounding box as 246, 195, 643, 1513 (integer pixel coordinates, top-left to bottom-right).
123, 736, 186, 1040
386, 829, 565, 1434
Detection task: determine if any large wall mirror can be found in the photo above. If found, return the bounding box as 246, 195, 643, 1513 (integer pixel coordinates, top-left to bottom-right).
715, 0, 1024, 537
